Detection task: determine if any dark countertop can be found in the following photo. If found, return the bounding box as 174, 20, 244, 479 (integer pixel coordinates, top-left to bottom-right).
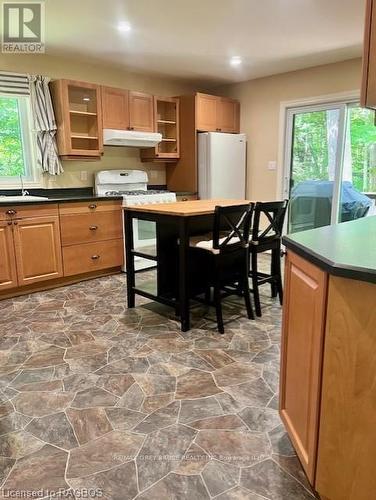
0, 187, 124, 206
0, 195, 123, 207
283, 216, 376, 284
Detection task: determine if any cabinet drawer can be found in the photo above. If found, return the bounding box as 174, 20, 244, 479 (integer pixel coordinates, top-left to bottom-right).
60, 211, 123, 246
59, 200, 122, 215
63, 239, 123, 276
0, 204, 59, 221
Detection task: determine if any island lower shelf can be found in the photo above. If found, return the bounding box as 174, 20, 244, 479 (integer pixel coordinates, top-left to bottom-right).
280, 250, 376, 500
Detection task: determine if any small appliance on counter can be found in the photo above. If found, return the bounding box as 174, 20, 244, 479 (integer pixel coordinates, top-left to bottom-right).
95, 169, 176, 271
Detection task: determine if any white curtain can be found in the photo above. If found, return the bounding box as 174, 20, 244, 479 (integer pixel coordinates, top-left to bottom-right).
28, 75, 63, 175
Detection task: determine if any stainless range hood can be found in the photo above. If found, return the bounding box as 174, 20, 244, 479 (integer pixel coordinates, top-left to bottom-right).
103, 129, 162, 147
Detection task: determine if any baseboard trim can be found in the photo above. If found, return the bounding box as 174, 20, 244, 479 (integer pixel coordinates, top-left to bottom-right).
0, 267, 123, 301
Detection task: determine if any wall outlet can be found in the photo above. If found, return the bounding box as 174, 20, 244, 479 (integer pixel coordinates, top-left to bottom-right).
268, 161, 277, 171
80, 171, 88, 181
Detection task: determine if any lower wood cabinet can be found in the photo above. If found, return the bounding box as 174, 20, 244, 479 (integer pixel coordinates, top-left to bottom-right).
0, 200, 123, 297
60, 211, 123, 246
0, 209, 63, 290
13, 216, 63, 286
315, 276, 376, 500
279, 251, 328, 483
0, 221, 18, 290
280, 251, 376, 499
63, 239, 123, 276
59, 200, 124, 277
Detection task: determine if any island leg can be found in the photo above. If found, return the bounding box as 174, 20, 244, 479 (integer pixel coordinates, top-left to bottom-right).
124, 209, 135, 308
178, 217, 190, 331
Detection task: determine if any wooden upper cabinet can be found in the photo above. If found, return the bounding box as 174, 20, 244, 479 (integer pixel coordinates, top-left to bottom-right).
101, 87, 129, 130
141, 96, 180, 161
13, 216, 63, 287
196, 93, 240, 133
279, 251, 328, 484
101, 87, 154, 132
196, 93, 218, 132
50, 79, 103, 158
361, 0, 376, 109
217, 97, 240, 133
129, 91, 154, 132
0, 222, 18, 291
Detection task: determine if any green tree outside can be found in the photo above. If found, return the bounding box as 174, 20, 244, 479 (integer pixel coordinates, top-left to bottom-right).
291, 107, 376, 193
0, 96, 25, 177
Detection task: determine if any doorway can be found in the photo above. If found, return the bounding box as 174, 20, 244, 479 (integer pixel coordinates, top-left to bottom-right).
283, 101, 376, 234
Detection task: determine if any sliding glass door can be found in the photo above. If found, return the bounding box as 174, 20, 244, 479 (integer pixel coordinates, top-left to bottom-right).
284, 101, 376, 234
338, 105, 376, 222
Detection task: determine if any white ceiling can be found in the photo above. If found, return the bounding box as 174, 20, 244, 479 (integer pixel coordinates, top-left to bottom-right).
45, 0, 366, 85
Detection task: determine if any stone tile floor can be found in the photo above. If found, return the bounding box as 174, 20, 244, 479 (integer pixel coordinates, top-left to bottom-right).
0, 257, 315, 499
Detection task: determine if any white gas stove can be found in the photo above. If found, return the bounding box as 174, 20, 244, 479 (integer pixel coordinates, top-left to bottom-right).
95, 170, 176, 206
95, 170, 176, 272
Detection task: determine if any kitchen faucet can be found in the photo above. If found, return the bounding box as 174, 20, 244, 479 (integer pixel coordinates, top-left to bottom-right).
20, 175, 29, 196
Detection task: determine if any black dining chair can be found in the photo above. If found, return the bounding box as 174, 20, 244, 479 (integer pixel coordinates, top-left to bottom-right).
187, 203, 255, 334
249, 200, 289, 317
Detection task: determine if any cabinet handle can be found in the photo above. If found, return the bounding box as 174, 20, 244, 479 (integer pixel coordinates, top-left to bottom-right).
13, 221, 18, 225
7, 221, 12, 226
88, 204, 97, 210
6, 209, 17, 216
89, 225, 98, 231
91, 255, 100, 260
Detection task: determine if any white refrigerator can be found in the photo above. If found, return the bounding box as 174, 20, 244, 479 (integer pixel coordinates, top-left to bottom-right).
198, 132, 246, 199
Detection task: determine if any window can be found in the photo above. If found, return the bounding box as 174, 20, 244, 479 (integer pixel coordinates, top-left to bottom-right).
284, 100, 376, 233
0, 93, 39, 186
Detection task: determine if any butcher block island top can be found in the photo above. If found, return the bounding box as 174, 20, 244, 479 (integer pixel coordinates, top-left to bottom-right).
125, 199, 252, 216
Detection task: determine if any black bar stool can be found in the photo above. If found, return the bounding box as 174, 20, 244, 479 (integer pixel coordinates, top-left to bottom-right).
249, 200, 289, 317
187, 203, 255, 333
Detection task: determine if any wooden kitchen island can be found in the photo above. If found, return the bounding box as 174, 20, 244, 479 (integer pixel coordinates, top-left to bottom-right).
280, 216, 376, 500
124, 199, 251, 331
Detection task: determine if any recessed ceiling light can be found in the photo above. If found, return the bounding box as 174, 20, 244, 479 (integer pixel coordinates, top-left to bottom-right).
230, 56, 242, 66
117, 21, 132, 33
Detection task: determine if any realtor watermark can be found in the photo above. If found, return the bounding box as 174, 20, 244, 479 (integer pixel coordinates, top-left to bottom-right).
0, 488, 103, 497
2, 1, 45, 53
